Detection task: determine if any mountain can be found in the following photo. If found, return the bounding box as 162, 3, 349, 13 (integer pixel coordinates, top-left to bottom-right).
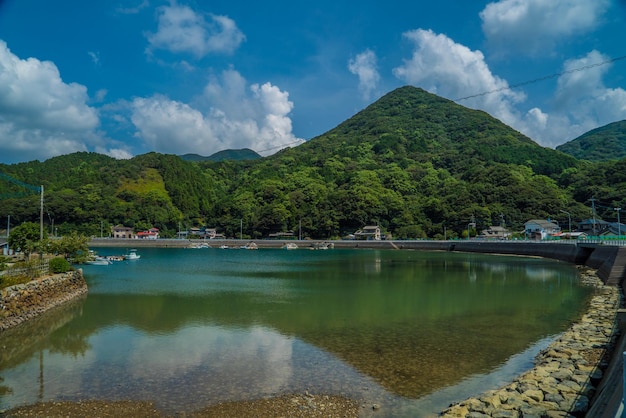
287, 86, 577, 177
556, 120, 626, 162
1, 86, 623, 240
180, 148, 261, 162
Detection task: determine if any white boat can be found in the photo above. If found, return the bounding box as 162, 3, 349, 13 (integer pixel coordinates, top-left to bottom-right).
283, 243, 298, 250
241, 242, 258, 250
86, 256, 112, 265
125, 249, 141, 260
219, 244, 229, 249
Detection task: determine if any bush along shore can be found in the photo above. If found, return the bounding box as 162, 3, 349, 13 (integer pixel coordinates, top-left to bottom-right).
441, 267, 621, 417
0, 269, 88, 332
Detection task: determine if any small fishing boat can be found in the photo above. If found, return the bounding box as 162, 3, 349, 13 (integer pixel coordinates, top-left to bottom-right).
125, 249, 141, 260
283, 243, 298, 250
86, 256, 112, 265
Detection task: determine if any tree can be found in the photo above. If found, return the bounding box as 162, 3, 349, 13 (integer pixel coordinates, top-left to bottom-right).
8, 222, 45, 257
50, 231, 90, 262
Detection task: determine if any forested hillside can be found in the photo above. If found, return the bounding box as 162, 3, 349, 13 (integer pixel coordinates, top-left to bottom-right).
1, 87, 624, 239
556, 120, 626, 162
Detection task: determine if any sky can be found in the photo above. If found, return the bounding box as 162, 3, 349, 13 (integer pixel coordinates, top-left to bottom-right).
0, 0, 625, 164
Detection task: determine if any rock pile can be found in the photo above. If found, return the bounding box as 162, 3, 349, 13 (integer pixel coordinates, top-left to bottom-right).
441, 269, 620, 417
0, 270, 88, 331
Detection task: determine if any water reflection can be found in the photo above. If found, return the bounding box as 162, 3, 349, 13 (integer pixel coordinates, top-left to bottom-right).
0, 249, 591, 415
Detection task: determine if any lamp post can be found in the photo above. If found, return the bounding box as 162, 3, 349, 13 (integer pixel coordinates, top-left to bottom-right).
615, 207, 622, 238
560, 210, 571, 236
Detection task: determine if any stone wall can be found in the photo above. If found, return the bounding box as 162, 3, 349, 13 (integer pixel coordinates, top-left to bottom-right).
440, 268, 621, 417
0, 269, 88, 332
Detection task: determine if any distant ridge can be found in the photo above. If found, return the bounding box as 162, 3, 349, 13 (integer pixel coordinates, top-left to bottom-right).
557, 120, 626, 162
180, 148, 261, 162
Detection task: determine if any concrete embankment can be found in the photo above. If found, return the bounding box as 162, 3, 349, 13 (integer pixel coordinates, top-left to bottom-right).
441, 269, 621, 417
0, 270, 88, 332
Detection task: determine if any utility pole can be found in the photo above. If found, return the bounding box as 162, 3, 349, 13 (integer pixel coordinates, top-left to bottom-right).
590, 197, 597, 236
615, 207, 622, 238
40, 185, 44, 240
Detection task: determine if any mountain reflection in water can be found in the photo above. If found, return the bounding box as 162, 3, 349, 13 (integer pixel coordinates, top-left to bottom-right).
0, 248, 590, 416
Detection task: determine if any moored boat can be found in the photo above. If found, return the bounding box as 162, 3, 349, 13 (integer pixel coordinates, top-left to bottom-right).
125, 249, 141, 260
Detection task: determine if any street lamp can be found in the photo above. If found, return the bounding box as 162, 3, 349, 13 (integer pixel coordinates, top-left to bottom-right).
614, 207, 622, 238
560, 210, 571, 236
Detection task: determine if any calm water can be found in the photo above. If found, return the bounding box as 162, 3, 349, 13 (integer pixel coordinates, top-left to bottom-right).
0, 247, 590, 416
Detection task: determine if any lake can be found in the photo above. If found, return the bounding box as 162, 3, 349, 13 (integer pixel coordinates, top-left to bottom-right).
0, 247, 591, 416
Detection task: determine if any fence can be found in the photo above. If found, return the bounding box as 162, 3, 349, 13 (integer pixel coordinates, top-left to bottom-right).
2, 259, 49, 279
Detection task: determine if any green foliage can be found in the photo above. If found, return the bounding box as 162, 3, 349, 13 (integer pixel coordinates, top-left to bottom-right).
8, 222, 45, 256
50, 231, 90, 262
557, 120, 626, 162
49, 257, 71, 273
1, 88, 625, 239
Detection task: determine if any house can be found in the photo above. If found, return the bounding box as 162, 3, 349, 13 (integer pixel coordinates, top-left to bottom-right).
578, 219, 609, 235
137, 228, 159, 240
111, 225, 135, 239
524, 219, 560, 240
1, 238, 8, 255
599, 222, 626, 237
354, 226, 381, 241
479, 226, 511, 240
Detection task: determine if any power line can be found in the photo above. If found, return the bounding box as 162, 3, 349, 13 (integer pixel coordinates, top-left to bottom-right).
455, 54, 626, 102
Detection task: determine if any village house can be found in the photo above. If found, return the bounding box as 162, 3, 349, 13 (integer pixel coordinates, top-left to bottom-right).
578, 219, 609, 235
354, 226, 381, 240
479, 226, 511, 240
137, 228, 159, 240
524, 219, 560, 240
111, 225, 134, 239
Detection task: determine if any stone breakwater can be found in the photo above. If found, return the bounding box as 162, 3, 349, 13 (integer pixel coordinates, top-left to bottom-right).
441, 268, 620, 417
0, 270, 88, 332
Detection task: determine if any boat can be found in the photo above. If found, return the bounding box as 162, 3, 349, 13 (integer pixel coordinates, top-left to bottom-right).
241, 242, 258, 250
125, 249, 141, 260
219, 244, 229, 249
86, 256, 112, 265
283, 243, 298, 250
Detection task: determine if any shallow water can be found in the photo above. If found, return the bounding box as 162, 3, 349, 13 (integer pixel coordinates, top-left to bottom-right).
0, 248, 590, 416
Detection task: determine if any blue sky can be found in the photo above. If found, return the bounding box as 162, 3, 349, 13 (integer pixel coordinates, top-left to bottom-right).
0, 0, 624, 164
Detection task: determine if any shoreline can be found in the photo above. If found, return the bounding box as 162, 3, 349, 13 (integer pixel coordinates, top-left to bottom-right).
1, 264, 622, 416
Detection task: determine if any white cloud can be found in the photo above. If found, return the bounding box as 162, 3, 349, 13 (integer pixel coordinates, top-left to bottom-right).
131, 69, 304, 156
393, 29, 523, 129
521, 50, 626, 147
116, 0, 149, 15
146, 4, 245, 58
348, 49, 380, 101
480, 0, 610, 56
0, 40, 103, 162
391, 29, 626, 149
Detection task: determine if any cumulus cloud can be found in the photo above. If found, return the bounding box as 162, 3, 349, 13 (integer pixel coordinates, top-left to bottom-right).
392, 29, 626, 148
146, 4, 245, 58
348, 49, 380, 101
0, 40, 103, 162
521, 50, 626, 147
480, 0, 610, 56
393, 29, 523, 128
131, 69, 304, 156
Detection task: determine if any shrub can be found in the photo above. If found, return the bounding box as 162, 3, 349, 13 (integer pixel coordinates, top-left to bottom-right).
49, 257, 71, 274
